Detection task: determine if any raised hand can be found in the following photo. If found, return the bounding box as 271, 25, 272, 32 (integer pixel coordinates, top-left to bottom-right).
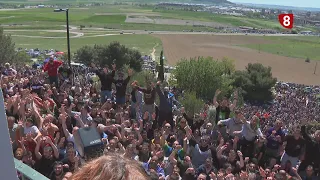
128, 69, 133, 76
17, 119, 24, 127
215, 89, 221, 95
237, 150, 243, 158
180, 107, 185, 114
45, 137, 53, 144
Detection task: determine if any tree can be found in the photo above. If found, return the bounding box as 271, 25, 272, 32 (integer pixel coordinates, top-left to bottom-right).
158, 50, 164, 81
233, 63, 277, 103
74, 42, 143, 71
173, 56, 235, 100
14, 51, 32, 65
0, 28, 16, 64
180, 91, 203, 117
73, 45, 96, 65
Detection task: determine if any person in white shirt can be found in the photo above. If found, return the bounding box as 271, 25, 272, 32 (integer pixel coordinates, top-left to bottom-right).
234, 115, 265, 158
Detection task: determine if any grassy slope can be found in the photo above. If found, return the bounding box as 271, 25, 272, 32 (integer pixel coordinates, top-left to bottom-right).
240, 36, 320, 60
11, 34, 162, 57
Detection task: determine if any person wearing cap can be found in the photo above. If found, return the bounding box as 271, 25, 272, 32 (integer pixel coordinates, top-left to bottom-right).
3, 62, 17, 77
43, 56, 63, 87
113, 68, 133, 106
91, 63, 116, 103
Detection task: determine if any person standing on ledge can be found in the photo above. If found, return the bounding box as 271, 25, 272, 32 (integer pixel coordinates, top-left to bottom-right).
114, 68, 133, 107
43, 56, 63, 87
91, 63, 116, 103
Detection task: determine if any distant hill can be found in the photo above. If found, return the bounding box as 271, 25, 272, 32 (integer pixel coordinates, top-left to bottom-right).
0, 0, 233, 5
238, 3, 320, 12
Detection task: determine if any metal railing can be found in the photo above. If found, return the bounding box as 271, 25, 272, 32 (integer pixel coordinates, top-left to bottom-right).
14, 158, 49, 180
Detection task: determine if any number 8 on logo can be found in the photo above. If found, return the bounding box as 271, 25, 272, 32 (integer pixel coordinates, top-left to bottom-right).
278, 14, 294, 29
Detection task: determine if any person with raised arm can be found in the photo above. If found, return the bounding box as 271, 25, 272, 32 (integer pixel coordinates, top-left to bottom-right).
91, 63, 116, 103
113, 68, 133, 107
43, 56, 63, 87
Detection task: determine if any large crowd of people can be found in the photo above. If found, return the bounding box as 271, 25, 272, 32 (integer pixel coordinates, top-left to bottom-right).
4, 56, 320, 180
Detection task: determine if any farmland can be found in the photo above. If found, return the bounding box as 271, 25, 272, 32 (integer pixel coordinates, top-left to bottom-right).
1, 4, 320, 85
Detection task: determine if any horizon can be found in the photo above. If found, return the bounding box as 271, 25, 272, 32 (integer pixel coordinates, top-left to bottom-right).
228, 0, 320, 9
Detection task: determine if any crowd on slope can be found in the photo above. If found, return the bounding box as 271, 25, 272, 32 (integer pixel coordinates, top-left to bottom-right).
3, 56, 320, 180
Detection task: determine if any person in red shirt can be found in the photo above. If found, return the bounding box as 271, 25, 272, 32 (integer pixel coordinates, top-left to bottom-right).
43, 56, 63, 87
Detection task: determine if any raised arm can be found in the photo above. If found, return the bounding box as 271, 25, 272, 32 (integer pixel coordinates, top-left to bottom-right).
213, 89, 221, 107
301, 125, 312, 142
155, 81, 165, 99
46, 137, 59, 159
60, 114, 71, 139
229, 90, 238, 111
34, 137, 43, 160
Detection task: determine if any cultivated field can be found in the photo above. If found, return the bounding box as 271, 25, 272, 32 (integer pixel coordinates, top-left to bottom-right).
154, 34, 320, 85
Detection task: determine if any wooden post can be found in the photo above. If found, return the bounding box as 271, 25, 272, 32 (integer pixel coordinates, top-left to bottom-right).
314, 62, 318, 74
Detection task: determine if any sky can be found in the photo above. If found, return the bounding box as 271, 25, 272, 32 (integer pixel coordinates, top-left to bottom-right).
228, 0, 320, 8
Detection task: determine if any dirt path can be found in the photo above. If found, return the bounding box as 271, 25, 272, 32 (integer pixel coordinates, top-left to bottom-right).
150, 43, 159, 61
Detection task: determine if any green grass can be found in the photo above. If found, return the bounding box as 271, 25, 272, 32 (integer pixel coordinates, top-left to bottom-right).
0, 5, 285, 31
152, 9, 280, 28
240, 36, 320, 60
11, 34, 162, 57
81, 15, 126, 24
5, 31, 67, 37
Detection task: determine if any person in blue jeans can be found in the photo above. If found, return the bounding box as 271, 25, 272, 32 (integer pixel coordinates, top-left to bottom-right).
114, 69, 133, 107
91, 63, 116, 103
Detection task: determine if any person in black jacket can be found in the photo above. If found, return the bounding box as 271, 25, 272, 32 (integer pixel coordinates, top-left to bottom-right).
114, 69, 133, 106
91, 63, 116, 103
299, 124, 320, 177
155, 81, 173, 128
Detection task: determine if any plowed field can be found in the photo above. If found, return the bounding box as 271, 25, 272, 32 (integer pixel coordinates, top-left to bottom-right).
154, 34, 320, 85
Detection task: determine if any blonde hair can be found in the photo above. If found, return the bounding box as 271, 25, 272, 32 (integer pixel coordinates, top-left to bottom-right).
70, 153, 148, 180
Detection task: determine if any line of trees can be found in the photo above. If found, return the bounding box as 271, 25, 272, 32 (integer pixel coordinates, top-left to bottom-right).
171, 56, 277, 109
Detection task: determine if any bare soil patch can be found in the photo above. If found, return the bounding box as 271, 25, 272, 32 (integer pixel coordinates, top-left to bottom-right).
126, 16, 229, 27
95, 13, 161, 16
153, 34, 320, 85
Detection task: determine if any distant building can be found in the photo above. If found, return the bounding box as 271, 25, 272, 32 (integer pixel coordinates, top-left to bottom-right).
277, 9, 282, 14
37, 5, 44, 8
288, 10, 293, 14
270, 9, 275, 14
261, 8, 266, 15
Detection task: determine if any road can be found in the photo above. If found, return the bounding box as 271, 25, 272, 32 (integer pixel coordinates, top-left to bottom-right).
4, 25, 318, 38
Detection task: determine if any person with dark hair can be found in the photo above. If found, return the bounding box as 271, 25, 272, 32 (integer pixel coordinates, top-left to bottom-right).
113, 69, 133, 106
91, 63, 116, 103
43, 56, 62, 87
213, 89, 238, 125
50, 161, 72, 180
34, 135, 59, 178
299, 122, 320, 176
132, 80, 156, 121
62, 147, 81, 173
